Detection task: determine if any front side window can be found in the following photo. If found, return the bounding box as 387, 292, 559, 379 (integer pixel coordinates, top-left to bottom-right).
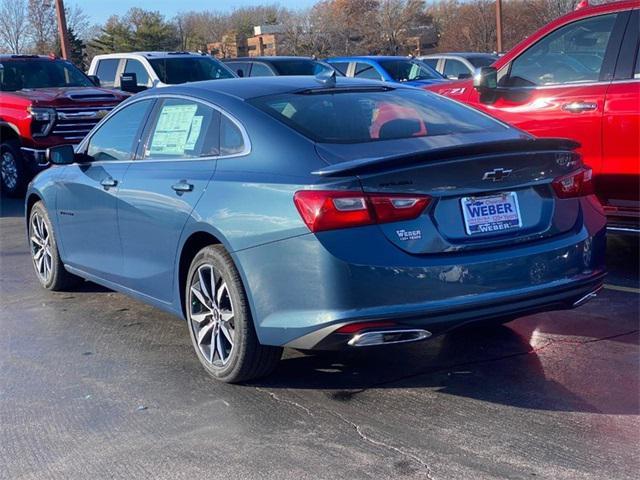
96, 59, 119, 87
144, 99, 221, 160
271, 60, 330, 76
506, 13, 617, 86
124, 59, 151, 87
0, 60, 93, 91
422, 58, 439, 69
249, 88, 505, 144
443, 59, 470, 79
86, 100, 153, 162
378, 59, 442, 82
226, 61, 250, 77
249, 62, 275, 77
354, 63, 382, 80
469, 56, 497, 68
149, 57, 234, 84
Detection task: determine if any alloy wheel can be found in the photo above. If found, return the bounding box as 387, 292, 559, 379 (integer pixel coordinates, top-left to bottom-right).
30, 212, 53, 283
189, 264, 235, 367
1, 151, 18, 190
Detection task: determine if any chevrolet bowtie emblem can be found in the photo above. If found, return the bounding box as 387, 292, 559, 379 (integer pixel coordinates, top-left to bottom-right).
482, 168, 512, 182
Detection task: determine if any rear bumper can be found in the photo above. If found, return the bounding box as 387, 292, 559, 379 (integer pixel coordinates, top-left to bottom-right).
287, 272, 605, 350
234, 218, 607, 349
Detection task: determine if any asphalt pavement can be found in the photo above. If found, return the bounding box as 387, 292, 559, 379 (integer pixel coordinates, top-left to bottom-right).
1, 197, 638, 480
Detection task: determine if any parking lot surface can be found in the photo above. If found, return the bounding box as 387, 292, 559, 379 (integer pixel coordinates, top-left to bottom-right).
1, 197, 638, 480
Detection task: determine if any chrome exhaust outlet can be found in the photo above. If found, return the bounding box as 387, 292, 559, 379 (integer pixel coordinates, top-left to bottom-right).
348, 329, 432, 347
572, 285, 604, 308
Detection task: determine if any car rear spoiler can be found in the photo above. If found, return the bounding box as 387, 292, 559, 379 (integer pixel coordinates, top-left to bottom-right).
312, 137, 580, 177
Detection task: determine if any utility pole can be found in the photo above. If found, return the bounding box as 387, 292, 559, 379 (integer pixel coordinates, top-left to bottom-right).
54, 0, 71, 59
495, 0, 503, 53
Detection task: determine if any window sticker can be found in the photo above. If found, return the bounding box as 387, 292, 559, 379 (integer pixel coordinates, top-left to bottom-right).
149, 104, 198, 155
184, 115, 203, 151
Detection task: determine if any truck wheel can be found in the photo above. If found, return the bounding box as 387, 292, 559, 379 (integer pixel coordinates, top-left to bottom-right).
186, 245, 282, 383
1, 140, 27, 197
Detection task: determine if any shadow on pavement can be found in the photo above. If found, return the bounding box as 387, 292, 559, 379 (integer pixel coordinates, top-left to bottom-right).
0, 197, 24, 218
253, 317, 639, 416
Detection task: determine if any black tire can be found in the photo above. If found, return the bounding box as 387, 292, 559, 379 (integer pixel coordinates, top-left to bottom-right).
28, 201, 82, 291
185, 245, 282, 383
1, 140, 28, 197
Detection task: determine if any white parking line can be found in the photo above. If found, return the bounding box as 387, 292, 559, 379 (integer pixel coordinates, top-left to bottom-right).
604, 284, 640, 294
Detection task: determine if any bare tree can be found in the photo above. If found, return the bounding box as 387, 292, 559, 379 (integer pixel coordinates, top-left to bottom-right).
66, 3, 91, 40
0, 0, 30, 53
28, 0, 56, 54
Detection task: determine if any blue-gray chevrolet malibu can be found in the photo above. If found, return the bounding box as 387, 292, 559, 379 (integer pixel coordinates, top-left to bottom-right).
26, 76, 606, 383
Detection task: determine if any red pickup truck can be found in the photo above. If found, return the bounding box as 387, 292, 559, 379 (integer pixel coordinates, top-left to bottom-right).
0, 55, 128, 196
428, 0, 639, 234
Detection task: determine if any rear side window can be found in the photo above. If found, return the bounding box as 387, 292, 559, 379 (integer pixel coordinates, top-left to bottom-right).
249, 88, 505, 144
443, 59, 470, 79
506, 13, 618, 86
144, 99, 221, 159
225, 61, 250, 77
220, 116, 246, 155
124, 59, 150, 87
354, 63, 382, 80
330, 62, 350, 75
422, 58, 438, 69
87, 100, 153, 161
96, 59, 119, 87
250, 62, 275, 77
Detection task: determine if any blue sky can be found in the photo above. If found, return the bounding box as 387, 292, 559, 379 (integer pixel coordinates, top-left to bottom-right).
72, 0, 318, 24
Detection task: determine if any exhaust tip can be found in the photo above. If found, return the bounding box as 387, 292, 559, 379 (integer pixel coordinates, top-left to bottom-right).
348, 329, 432, 347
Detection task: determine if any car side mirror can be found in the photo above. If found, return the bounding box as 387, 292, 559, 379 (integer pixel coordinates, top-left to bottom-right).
47, 145, 76, 165
236, 69, 244, 78
120, 72, 146, 93
87, 75, 101, 86
473, 66, 497, 91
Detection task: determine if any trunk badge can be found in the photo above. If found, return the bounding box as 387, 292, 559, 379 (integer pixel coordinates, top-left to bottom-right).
482, 168, 512, 182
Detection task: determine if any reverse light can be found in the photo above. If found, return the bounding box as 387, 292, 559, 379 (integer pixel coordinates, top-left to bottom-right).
293, 190, 431, 233
551, 167, 594, 199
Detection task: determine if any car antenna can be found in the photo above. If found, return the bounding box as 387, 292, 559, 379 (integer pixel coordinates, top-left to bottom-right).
315, 69, 336, 86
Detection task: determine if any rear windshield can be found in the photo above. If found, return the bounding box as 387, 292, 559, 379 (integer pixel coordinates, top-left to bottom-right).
272, 60, 332, 76
0, 59, 93, 91
469, 56, 497, 68
149, 57, 234, 84
249, 88, 505, 144
378, 59, 443, 82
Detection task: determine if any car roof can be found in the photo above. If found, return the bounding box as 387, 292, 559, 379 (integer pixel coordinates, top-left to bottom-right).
0, 54, 68, 61
136, 76, 406, 102
223, 56, 316, 62
93, 52, 210, 60
422, 52, 498, 58
327, 56, 417, 63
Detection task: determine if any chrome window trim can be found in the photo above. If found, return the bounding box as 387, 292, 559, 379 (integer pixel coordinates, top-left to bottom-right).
76, 93, 252, 165
499, 77, 640, 91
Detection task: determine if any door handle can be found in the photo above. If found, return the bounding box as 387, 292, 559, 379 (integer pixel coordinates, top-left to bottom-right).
101, 177, 118, 188
171, 181, 194, 193
562, 101, 597, 113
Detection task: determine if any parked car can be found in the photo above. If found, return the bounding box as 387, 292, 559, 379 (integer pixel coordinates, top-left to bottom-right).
87, 52, 235, 93
420, 52, 499, 80
325, 56, 446, 87
427, 0, 639, 234
27, 76, 606, 383
222, 56, 339, 77
0, 54, 128, 196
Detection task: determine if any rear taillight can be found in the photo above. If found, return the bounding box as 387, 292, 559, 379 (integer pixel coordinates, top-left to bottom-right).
551, 167, 594, 199
293, 190, 431, 233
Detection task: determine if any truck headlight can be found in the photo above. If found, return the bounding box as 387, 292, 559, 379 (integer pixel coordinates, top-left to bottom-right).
28, 106, 56, 137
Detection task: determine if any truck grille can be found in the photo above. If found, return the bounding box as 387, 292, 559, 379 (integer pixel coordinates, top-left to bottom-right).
51, 106, 115, 141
